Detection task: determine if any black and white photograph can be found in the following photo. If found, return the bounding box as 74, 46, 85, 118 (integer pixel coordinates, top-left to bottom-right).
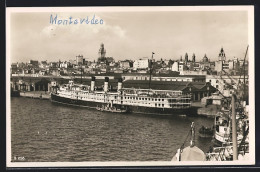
6, 6, 255, 167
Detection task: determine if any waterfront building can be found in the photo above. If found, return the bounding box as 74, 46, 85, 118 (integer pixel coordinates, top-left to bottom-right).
122, 73, 205, 82
180, 70, 207, 76
206, 75, 248, 94
123, 80, 216, 101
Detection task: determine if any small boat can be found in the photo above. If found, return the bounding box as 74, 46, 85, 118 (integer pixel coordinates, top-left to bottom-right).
213, 111, 231, 146
199, 125, 214, 138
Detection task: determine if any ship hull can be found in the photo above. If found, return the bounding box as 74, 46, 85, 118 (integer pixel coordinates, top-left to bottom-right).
51, 93, 197, 115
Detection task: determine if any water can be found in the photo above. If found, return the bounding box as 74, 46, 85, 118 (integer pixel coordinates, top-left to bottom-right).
11, 97, 214, 162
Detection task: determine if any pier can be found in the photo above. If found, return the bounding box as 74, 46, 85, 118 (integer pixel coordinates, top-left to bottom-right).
19, 91, 50, 100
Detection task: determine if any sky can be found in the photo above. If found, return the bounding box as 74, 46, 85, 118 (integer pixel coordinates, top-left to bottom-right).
9, 10, 249, 63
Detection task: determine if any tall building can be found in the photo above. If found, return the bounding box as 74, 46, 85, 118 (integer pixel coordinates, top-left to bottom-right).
192, 53, 196, 62
185, 53, 188, 62
218, 47, 226, 61
202, 54, 209, 62
76, 55, 83, 65
180, 56, 183, 61
98, 43, 106, 58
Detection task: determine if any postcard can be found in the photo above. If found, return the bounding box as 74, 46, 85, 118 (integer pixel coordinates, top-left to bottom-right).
6, 6, 255, 167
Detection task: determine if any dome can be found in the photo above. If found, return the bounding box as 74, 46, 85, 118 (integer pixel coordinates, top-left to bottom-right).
203, 54, 208, 62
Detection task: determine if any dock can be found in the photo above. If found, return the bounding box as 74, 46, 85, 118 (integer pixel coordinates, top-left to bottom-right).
19, 91, 50, 100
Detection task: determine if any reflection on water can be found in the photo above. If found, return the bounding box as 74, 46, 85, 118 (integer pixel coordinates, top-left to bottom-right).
11, 97, 214, 162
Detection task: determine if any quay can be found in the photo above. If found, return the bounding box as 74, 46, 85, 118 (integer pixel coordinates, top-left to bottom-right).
19, 91, 50, 100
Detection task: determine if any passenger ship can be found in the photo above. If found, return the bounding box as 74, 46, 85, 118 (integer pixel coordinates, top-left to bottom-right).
51, 77, 194, 115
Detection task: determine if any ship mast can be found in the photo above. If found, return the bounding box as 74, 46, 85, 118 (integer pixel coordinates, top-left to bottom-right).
149, 52, 155, 90
243, 45, 249, 102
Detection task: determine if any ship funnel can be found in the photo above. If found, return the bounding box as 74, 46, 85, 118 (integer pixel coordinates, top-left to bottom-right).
104, 77, 109, 92
91, 76, 96, 91
118, 78, 123, 91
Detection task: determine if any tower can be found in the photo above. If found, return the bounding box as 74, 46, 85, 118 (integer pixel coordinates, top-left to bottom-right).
185, 53, 188, 62
98, 43, 106, 58
202, 54, 208, 62
218, 47, 226, 61
192, 53, 196, 62
76, 55, 83, 65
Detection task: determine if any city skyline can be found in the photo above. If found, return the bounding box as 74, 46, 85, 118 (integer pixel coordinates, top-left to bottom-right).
10, 9, 248, 63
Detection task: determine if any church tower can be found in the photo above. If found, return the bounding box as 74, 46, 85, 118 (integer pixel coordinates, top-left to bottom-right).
218, 47, 226, 61
192, 53, 196, 62
185, 53, 188, 62
98, 43, 106, 58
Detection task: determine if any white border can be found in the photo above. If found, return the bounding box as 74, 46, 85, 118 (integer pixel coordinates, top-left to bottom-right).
6, 6, 255, 167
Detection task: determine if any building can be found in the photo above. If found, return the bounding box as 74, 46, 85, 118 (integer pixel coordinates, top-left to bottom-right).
123, 80, 216, 101
192, 53, 196, 62
29, 60, 39, 67
11, 63, 18, 74
185, 53, 188, 63
133, 59, 149, 70
178, 61, 185, 72
76, 55, 83, 65
218, 47, 226, 61
206, 75, 248, 94
120, 60, 131, 69
180, 70, 207, 76
98, 43, 106, 58
171, 62, 179, 72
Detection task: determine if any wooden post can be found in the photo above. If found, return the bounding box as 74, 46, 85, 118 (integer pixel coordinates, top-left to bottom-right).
232, 94, 238, 160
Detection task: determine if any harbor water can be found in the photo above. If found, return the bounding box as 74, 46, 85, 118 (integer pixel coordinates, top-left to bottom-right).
11, 97, 214, 162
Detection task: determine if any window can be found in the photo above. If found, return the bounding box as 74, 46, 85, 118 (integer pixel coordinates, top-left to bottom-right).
216, 85, 219, 89
209, 80, 211, 83
216, 80, 219, 83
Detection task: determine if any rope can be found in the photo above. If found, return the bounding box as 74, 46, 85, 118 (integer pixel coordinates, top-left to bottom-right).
179, 128, 192, 151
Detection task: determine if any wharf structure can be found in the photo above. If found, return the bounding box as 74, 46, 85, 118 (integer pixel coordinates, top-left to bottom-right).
10, 74, 217, 103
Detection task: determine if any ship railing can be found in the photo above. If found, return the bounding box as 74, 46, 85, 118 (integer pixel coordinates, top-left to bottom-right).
121, 93, 191, 99
206, 146, 248, 161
